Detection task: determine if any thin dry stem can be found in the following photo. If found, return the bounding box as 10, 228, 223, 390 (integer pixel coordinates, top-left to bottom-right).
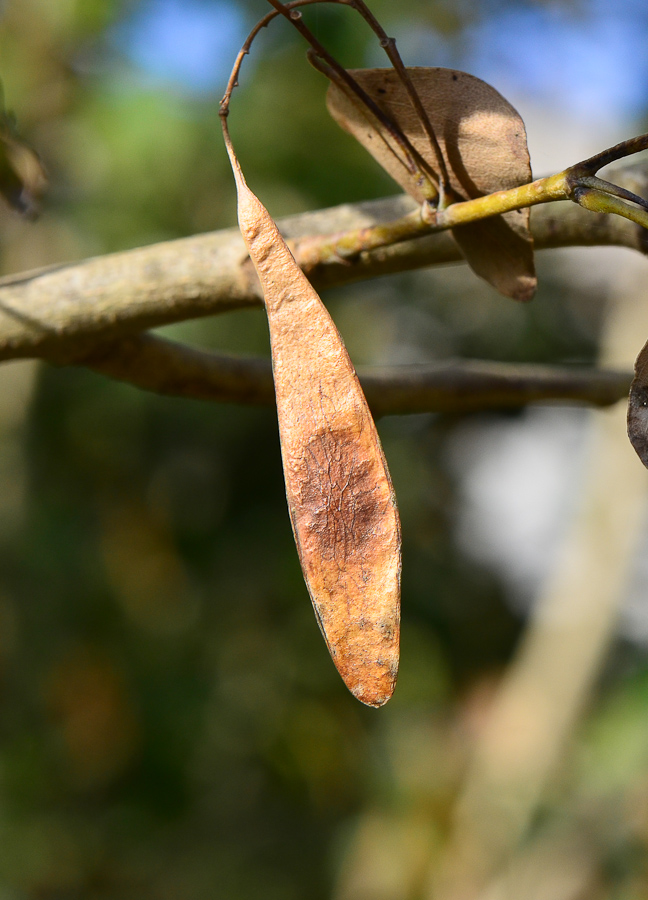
75, 333, 633, 415
574, 186, 648, 231
264, 0, 439, 200
307, 49, 440, 197
571, 131, 648, 175
0, 168, 646, 366
220, 0, 344, 116
346, 0, 452, 204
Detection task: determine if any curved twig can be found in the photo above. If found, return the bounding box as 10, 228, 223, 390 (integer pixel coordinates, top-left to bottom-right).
262, 0, 439, 199
0, 164, 645, 366
220, 0, 346, 115
74, 332, 633, 416
345, 0, 452, 204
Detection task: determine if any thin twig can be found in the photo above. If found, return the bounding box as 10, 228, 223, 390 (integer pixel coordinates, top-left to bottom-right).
571, 132, 648, 176
573, 186, 648, 231
220, 0, 346, 115
307, 50, 438, 193
220, 0, 438, 195
577, 175, 648, 212
262, 0, 440, 200
562, 133, 648, 227
75, 332, 633, 416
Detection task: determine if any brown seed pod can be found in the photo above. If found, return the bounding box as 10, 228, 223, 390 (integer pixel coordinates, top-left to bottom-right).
222, 129, 401, 707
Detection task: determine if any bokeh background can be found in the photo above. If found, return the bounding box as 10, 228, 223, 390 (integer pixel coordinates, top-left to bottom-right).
0, 0, 648, 897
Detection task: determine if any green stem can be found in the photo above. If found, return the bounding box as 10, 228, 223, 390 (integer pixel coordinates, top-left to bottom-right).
429, 172, 569, 229
573, 187, 648, 230
299, 173, 574, 267
300, 153, 648, 267
297, 208, 429, 269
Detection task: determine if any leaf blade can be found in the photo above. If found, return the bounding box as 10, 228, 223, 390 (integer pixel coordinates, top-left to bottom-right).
326, 66, 536, 300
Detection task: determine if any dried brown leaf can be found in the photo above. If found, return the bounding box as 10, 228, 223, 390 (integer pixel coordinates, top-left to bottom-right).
0, 110, 47, 217
224, 137, 401, 707
326, 67, 536, 300
628, 338, 648, 467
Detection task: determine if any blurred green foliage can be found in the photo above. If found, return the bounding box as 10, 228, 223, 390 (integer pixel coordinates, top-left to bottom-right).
0, 0, 647, 898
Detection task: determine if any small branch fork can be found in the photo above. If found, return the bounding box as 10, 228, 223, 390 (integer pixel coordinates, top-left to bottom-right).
421, 134, 648, 232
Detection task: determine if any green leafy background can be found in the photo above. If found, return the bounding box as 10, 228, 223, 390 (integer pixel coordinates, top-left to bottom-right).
0, 1, 647, 897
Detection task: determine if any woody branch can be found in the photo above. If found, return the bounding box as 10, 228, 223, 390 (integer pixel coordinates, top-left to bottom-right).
0, 161, 645, 413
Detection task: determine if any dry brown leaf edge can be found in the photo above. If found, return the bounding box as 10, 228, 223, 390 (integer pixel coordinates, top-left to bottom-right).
326, 66, 536, 301
628, 339, 648, 468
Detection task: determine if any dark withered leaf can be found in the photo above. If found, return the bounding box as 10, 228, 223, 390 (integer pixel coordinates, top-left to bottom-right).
326, 66, 536, 301
628, 338, 648, 467
0, 103, 47, 217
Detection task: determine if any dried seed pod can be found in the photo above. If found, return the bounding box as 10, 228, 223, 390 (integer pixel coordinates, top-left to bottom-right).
326, 66, 536, 301
223, 133, 401, 707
